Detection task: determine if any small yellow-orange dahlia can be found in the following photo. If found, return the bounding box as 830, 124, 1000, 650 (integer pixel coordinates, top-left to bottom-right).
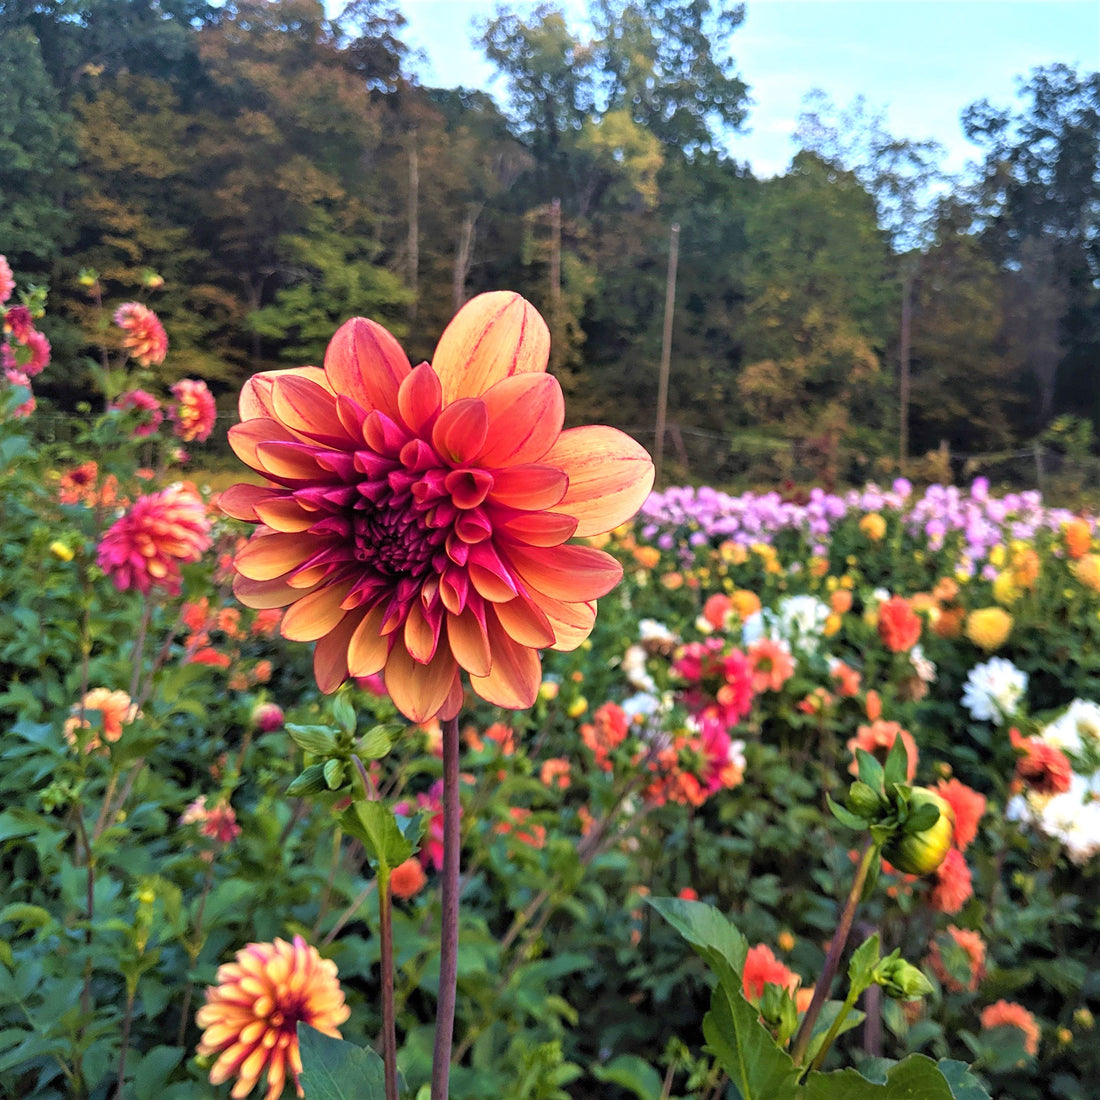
1072, 554, 1100, 593
965, 607, 1013, 652
221, 293, 654, 721
195, 935, 349, 1100
114, 302, 168, 366
859, 512, 887, 541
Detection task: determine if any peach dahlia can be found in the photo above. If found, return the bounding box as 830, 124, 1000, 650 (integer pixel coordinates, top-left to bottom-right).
221, 292, 654, 721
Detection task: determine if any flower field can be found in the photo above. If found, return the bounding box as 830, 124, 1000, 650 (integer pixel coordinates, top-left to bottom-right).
3, 273, 1100, 1099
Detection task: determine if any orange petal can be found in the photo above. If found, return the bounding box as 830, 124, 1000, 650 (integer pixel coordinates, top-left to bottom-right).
492, 596, 556, 649
239, 367, 330, 420
228, 419, 303, 475
234, 573, 314, 609
496, 510, 578, 547
404, 600, 440, 664
254, 441, 330, 482
507, 543, 624, 602
467, 616, 541, 710
477, 373, 564, 466
397, 362, 442, 435
324, 317, 410, 421
432, 397, 488, 464
489, 464, 567, 510
534, 595, 597, 651
431, 291, 549, 404
271, 374, 358, 446
234, 532, 316, 581
253, 495, 318, 533
446, 606, 492, 677
544, 425, 655, 537
313, 609, 365, 693
219, 482, 271, 521
347, 606, 390, 677
384, 644, 459, 722
281, 582, 355, 642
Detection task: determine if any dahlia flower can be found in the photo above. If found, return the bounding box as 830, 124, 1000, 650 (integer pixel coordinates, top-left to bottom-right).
111, 389, 164, 437
847, 720, 918, 780
221, 293, 653, 721
63, 688, 139, 752
114, 302, 168, 366
196, 935, 350, 1099
934, 778, 986, 851
171, 378, 218, 442
0, 256, 13, 304
929, 847, 973, 914
965, 607, 1013, 651
926, 925, 986, 993
960, 657, 1027, 725
742, 943, 800, 1003
980, 999, 1040, 1056
877, 595, 922, 653
97, 484, 212, 595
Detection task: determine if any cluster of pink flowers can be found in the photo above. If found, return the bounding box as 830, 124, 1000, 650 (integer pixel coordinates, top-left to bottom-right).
1, 255, 50, 417
672, 636, 755, 729
96, 483, 213, 596
111, 377, 217, 445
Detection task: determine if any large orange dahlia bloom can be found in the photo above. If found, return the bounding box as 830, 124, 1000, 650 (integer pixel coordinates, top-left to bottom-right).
221, 293, 654, 721
196, 935, 349, 1099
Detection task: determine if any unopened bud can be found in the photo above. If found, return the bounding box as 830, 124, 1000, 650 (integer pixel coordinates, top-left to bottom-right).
874, 953, 933, 1000
882, 788, 955, 875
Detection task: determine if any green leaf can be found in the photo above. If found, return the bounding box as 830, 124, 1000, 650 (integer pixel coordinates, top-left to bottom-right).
297, 1024, 386, 1099
133, 1045, 184, 1095
287, 764, 329, 797
323, 758, 346, 790
882, 737, 911, 789
803, 1001, 866, 1067
905, 803, 940, 834
855, 750, 885, 793
702, 985, 800, 1100
358, 724, 394, 760
802, 1054, 956, 1098
936, 1059, 992, 1099
590, 1053, 663, 1099
645, 896, 748, 993
0, 904, 55, 934
340, 801, 413, 872
827, 795, 870, 832
286, 724, 340, 756
847, 933, 881, 995
331, 695, 357, 736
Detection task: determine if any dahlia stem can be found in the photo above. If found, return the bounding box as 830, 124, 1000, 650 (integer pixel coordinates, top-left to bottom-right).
790, 839, 877, 1067
431, 715, 461, 1100
378, 865, 399, 1100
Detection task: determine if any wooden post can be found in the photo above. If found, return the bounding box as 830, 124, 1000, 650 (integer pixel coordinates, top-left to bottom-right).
654, 222, 680, 485
549, 197, 561, 370
899, 263, 913, 474
407, 135, 419, 319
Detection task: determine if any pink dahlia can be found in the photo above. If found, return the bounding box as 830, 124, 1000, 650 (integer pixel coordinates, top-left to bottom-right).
171, 378, 218, 442
97, 485, 212, 595
0, 256, 13, 304
220, 292, 654, 722
111, 389, 164, 437
114, 302, 168, 366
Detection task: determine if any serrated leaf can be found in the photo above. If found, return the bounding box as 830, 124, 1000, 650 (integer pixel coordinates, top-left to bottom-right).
645, 897, 748, 994
936, 1058, 992, 1099
802, 1053, 956, 1098
703, 985, 800, 1100
286, 724, 340, 756
591, 1053, 663, 1099
287, 763, 329, 797
323, 758, 346, 790
340, 800, 413, 872
848, 933, 881, 993
297, 1024, 385, 1099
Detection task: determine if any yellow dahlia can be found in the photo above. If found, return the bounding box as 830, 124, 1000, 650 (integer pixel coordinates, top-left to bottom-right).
965, 607, 1013, 652
221, 292, 654, 721
195, 935, 350, 1100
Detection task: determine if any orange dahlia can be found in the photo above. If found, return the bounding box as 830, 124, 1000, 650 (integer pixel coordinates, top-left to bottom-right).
63, 687, 139, 752
742, 943, 800, 1003
196, 935, 350, 1100
221, 293, 654, 721
877, 595, 922, 653
171, 377, 218, 442
97, 484, 212, 595
980, 998, 1040, 1056
114, 302, 168, 366
934, 777, 986, 852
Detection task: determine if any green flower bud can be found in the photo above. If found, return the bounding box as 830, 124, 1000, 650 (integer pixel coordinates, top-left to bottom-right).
873, 952, 934, 999
847, 780, 883, 818
882, 788, 955, 875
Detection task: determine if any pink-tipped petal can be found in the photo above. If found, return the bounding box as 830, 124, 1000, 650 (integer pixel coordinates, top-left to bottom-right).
489, 464, 568, 510
239, 367, 330, 421
219, 482, 272, 522
270, 374, 358, 447
431, 291, 549, 404
253, 495, 318, 533
397, 362, 443, 435
507, 543, 624, 602
544, 425, 655, 537
234, 532, 319, 581
324, 317, 411, 421
477, 373, 564, 466
234, 573, 312, 610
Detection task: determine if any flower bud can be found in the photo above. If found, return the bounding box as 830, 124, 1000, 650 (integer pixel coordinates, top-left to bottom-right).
846, 781, 882, 818
882, 787, 955, 875
251, 701, 285, 732
874, 953, 933, 1000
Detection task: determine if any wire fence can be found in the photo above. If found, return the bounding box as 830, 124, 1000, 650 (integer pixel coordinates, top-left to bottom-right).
29, 412, 1100, 505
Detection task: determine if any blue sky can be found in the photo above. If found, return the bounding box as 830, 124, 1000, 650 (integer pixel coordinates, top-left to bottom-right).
392, 0, 1100, 177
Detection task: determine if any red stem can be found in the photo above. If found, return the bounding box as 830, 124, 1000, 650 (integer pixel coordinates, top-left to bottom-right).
430, 716, 461, 1099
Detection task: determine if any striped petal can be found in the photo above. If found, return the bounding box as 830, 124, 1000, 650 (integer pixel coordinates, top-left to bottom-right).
384, 644, 459, 723
324, 317, 410, 421
492, 595, 556, 649
347, 606, 391, 677
476, 373, 564, 466
281, 583, 355, 642
239, 367, 330, 421
271, 374, 359, 447
314, 608, 366, 694
544, 425, 655, 537
507, 543, 624, 602
535, 595, 598, 652
467, 615, 541, 710
235, 532, 318, 581
431, 291, 549, 404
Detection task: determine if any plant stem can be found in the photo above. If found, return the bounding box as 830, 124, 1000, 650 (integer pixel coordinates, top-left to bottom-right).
807, 986, 860, 1074
378, 866, 399, 1100
431, 715, 461, 1099
790, 839, 877, 1066
113, 986, 136, 1100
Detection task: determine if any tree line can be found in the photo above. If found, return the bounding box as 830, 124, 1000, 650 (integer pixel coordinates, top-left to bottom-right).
2, 0, 1098, 483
